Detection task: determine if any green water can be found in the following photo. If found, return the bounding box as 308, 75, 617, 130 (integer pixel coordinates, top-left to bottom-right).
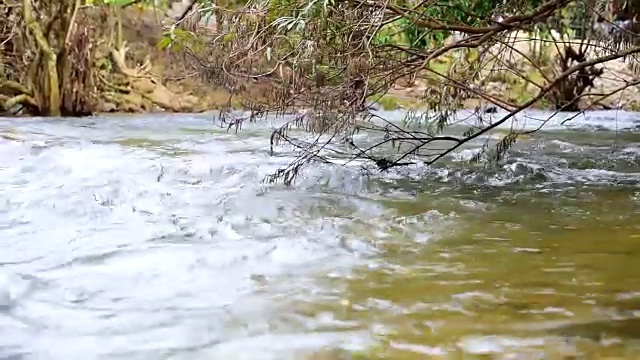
338, 187, 640, 358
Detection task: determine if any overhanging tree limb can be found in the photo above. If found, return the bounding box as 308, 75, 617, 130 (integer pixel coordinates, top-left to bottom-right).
181, 0, 640, 183
424, 45, 640, 166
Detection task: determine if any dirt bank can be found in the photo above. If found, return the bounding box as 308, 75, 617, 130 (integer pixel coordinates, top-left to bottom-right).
95, 7, 235, 114
85, 11, 640, 114
384, 35, 640, 112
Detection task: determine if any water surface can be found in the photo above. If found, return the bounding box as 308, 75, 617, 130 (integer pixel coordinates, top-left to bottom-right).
0, 110, 639, 359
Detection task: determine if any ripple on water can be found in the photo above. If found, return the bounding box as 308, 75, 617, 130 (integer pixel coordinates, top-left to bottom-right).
1, 113, 639, 358
0, 122, 400, 358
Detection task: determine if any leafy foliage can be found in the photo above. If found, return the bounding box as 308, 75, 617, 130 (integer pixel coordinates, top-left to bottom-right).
173, 0, 640, 184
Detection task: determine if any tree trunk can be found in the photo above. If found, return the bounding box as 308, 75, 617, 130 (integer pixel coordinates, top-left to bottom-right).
23, 0, 61, 116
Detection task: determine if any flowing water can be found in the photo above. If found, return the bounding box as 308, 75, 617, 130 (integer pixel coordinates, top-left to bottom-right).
0, 110, 638, 359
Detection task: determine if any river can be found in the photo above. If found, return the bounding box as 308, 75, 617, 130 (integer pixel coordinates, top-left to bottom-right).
0, 110, 639, 359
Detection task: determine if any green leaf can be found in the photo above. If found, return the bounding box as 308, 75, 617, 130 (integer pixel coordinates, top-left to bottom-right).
156, 36, 173, 50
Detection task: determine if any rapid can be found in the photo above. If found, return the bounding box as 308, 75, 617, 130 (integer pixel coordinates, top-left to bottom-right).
0, 110, 638, 359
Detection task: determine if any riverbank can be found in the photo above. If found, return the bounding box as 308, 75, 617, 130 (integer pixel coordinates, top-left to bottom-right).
92, 8, 236, 114
159, 23, 640, 114
4, 6, 638, 117
0, 5, 240, 117
381, 36, 640, 112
